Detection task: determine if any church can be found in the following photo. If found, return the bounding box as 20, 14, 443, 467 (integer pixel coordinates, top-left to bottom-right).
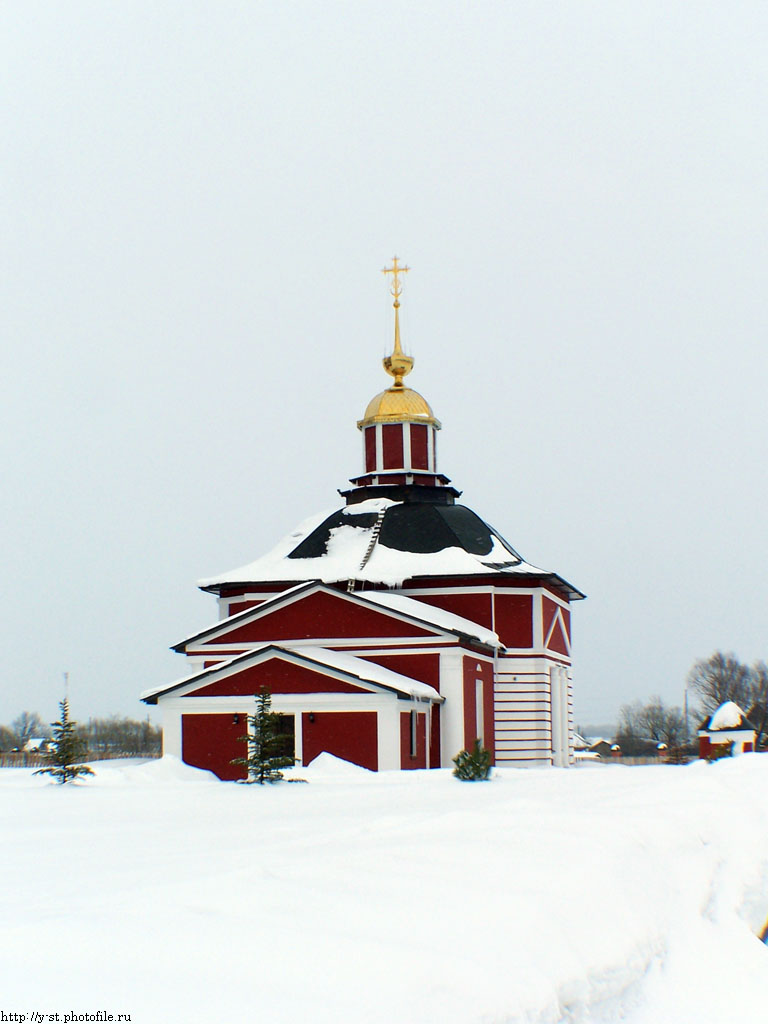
141, 259, 584, 777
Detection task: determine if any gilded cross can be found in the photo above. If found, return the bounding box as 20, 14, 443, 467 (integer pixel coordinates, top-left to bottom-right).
382, 256, 410, 306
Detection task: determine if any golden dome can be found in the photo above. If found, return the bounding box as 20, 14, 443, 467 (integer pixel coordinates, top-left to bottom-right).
358, 385, 441, 429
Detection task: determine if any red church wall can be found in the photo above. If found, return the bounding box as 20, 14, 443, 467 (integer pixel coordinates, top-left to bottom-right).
462, 657, 495, 763
188, 658, 368, 697
302, 711, 378, 771
356, 652, 441, 691
561, 607, 571, 643
410, 424, 429, 470
201, 591, 435, 646
543, 597, 570, 655
400, 711, 427, 769
413, 591, 493, 630
547, 619, 570, 656
382, 423, 404, 469
494, 594, 533, 648
542, 597, 558, 640
228, 600, 264, 616
181, 713, 246, 781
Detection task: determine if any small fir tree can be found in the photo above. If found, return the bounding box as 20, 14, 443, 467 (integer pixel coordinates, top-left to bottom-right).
663, 744, 691, 765
231, 687, 295, 784
706, 740, 734, 762
33, 699, 94, 784
452, 738, 493, 781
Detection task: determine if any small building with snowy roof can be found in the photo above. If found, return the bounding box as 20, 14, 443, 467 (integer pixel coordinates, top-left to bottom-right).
698, 702, 756, 758
142, 258, 584, 776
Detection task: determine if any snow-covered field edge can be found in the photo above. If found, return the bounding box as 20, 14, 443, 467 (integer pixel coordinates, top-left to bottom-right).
2, 754, 767, 1024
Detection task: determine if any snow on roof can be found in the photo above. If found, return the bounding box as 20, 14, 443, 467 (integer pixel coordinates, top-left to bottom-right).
298, 646, 443, 701
198, 501, 559, 591
346, 589, 499, 647
141, 644, 443, 704
174, 581, 499, 651
703, 701, 754, 732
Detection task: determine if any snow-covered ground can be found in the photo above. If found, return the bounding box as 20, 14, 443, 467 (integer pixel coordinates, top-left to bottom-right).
3, 755, 767, 1024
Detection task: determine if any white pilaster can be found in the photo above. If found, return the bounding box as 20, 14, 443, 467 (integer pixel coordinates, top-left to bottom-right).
377, 701, 400, 770
439, 650, 465, 767
162, 706, 182, 759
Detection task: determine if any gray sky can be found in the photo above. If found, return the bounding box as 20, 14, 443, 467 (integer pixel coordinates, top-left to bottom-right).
3, 1, 767, 729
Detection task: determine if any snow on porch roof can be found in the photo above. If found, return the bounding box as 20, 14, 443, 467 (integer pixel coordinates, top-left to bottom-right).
197, 501, 584, 599
173, 580, 500, 652
357, 589, 499, 648
141, 644, 444, 705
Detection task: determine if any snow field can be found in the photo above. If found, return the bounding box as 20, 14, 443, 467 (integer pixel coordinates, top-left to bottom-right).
2, 754, 767, 1024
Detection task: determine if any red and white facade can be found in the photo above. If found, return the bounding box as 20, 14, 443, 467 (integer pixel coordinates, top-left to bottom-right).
697, 702, 757, 758
143, 299, 584, 777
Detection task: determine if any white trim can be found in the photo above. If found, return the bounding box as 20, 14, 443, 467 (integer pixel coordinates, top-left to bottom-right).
188, 635, 458, 654
544, 606, 571, 656
377, 701, 400, 770
162, 704, 182, 758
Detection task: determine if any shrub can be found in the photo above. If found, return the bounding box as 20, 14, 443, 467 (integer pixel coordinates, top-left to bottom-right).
452, 739, 492, 781
706, 741, 734, 762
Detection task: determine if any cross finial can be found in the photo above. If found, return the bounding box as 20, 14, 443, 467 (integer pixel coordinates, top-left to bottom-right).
381, 256, 413, 386
382, 255, 410, 308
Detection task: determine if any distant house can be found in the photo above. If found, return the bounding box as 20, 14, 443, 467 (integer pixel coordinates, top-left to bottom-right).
573, 733, 600, 762
698, 702, 756, 758
589, 738, 613, 758
23, 737, 49, 753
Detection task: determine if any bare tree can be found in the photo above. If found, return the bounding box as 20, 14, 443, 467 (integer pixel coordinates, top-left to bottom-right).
10, 711, 46, 749
78, 716, 161, 757
637, 696, 685, 746
687, 652, 752, 715
0, 725, 17, 751
618, 697, 685, 753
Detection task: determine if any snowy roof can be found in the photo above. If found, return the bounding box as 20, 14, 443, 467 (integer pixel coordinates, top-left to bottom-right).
174, 580, 500, 651
198, 499, 584, 598
699, 701, 756, 733
141, 643, 444, 705
356, 589, 499, 647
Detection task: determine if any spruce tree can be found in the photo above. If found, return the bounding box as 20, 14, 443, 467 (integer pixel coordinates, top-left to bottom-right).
452, 738, 493, 781
33, 699, 94, 784
231, 687, 295, 784
706, 740, 734, 762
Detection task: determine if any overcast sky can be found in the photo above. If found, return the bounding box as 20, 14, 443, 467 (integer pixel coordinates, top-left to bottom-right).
2, 1, 767, 730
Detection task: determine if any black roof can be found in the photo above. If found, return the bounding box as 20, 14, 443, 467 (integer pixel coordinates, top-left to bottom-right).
288, 502, 523, 563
